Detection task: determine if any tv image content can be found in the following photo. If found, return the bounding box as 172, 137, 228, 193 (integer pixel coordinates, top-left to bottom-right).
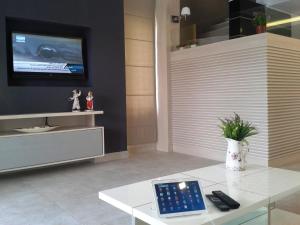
12, 33, 84, 74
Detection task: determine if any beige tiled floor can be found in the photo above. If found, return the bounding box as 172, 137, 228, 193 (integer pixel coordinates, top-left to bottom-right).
0, 151, 218, 225
1, 151, 299, 225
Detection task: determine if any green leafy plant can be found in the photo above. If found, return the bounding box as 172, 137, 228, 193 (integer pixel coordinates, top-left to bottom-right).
219, 113, 258, 142
253, 12, 267, 26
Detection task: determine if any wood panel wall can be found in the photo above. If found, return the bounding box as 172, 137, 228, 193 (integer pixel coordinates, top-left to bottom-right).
124, 0, 157, 146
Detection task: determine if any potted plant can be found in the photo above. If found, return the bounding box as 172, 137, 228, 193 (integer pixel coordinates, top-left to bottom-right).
253, 12, 267, 34
219, 113, 258, 171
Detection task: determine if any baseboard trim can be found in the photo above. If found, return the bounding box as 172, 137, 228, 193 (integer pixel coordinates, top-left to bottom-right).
173, 145, 268, 166
94, 151, 129, 163
127, 143, 156, 153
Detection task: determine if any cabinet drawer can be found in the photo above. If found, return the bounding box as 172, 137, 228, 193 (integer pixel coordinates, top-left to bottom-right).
0, 127, 104, 171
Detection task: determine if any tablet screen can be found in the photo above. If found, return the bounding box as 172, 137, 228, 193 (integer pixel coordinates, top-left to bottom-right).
154, 180, 206, 215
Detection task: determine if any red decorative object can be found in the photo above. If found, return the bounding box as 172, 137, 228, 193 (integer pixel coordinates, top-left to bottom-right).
86, 91, 94, 111
256, 25, 266, 34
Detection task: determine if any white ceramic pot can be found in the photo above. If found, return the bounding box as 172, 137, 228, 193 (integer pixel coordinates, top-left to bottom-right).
226, 139, 247, 171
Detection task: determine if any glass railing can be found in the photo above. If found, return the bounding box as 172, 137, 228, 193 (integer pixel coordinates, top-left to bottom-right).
174, 0, 300, 51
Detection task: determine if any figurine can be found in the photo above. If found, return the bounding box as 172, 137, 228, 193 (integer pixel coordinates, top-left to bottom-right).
69, 89, 81, 112
86, 91, 94, 111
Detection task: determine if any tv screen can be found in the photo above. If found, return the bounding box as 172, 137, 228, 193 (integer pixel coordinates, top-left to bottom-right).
12, 33, 85, 75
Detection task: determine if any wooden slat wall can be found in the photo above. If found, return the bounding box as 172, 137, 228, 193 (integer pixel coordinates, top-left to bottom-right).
124, 0, 157, 146
170, 34, 269, 165
268, 45, 300, 162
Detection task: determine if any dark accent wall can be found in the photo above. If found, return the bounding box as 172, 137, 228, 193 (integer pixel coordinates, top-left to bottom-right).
0, 0, 127, 153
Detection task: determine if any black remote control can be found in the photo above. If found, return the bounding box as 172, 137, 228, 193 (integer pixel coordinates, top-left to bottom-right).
205, 195, 230, 211
212, 191, 240, 209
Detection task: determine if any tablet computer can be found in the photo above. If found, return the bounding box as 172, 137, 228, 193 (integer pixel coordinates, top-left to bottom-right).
152, 178, 207, 218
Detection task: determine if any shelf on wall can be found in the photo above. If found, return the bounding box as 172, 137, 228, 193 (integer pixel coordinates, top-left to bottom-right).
0, 111, 104, 120
0, 109, 105, 173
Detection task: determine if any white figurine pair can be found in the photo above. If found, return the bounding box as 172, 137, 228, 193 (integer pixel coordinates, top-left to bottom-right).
69, 89, 82, 112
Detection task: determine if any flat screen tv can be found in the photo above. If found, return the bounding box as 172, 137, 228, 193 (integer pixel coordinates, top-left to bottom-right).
6, 18, 90, 86
9, 32, 87, 79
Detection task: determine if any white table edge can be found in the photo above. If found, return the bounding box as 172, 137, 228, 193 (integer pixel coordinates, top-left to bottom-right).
98, 165, 300, 225
98, 192, 138, 215
132, 192, 270, 225
98, 172, 219, 214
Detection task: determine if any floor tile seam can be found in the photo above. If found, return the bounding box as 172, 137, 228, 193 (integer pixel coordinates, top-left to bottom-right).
29, 182, 93, 223
12, 183, 83, 225
50, 198, 90, 225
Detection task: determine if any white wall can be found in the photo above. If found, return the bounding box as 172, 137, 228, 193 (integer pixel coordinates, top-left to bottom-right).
170, 34, 269, 165
169, 33, 300, 166
292, 22, 300, 39
155, 0, 180, 152
267, 34, 300, 165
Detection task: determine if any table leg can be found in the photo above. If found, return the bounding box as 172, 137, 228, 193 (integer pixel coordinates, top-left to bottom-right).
132, 217, 150, 225
268, 202, 276, 225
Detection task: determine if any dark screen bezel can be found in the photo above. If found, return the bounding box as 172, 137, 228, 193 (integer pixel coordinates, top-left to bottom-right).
6, 17, 90, 86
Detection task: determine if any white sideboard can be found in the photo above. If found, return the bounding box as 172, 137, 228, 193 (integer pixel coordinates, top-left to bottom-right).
0, 111, 104, 173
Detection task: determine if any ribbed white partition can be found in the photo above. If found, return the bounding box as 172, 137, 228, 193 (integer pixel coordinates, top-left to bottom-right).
268, 35, 300, 164
170, 35, 268, 164
170, 33, 300, 166
170, 34, 269, 165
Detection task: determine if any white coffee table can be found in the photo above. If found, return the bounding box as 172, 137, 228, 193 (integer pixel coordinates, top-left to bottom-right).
98, 164, 300, 225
